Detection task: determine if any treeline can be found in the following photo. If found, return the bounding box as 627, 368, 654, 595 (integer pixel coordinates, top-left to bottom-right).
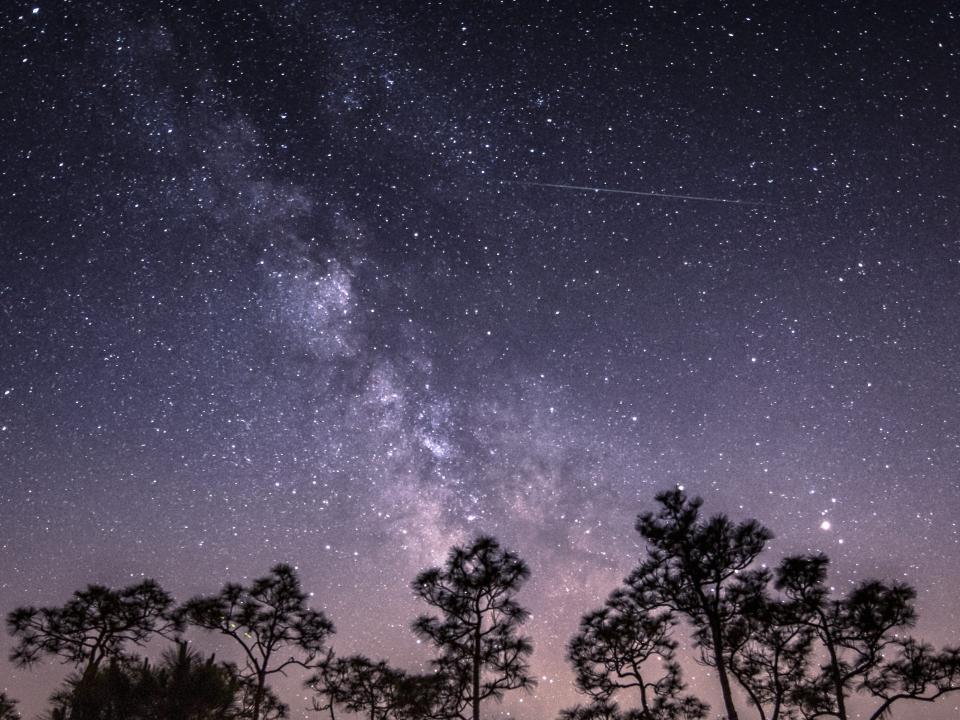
3, 489, 959, 720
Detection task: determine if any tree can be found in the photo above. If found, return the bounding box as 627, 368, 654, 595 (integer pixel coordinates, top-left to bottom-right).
307, 655, 407, 720
861, 640, 960, 720
43, 656, 148, 720
719, 570, 816, 720
147, 641, 245, 720
565, 585, 707, 720
308, 655, 450, 720
775, 553, 960, 720
0, 693, 19, 720
389, 673, 454, 720
178, 564, 333, 720
633, 488, 773, 720
558, 702, 623, 720
38, 642, 282, 720
307, 653, 351, 720
411, 535, 535, 720
6, 580, 176, 682
236, 678, 289, 720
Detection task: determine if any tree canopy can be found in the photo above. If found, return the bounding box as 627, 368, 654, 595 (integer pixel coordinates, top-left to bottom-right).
633, 488, 773, 720
411, 535, 536, 720
565, 585, 707, 720
5, 507, 960, 720
177, 564, 333, 720
7, 579, 176, 678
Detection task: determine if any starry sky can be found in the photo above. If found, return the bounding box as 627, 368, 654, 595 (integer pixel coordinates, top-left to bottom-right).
1, 2, 959, 718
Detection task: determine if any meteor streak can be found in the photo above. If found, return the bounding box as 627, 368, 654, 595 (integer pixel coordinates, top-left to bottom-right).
503, 180, 777, 207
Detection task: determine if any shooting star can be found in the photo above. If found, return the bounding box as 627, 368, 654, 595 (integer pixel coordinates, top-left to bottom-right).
502, 180, 779, 207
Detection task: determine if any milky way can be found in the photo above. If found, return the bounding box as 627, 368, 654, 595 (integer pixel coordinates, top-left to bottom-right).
1, 3, 959, 718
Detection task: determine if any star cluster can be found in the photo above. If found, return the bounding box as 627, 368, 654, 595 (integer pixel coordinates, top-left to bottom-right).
1, 3, 959, 718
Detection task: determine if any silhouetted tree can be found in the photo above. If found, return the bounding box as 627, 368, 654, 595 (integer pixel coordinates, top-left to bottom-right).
633, 488, 773, 720
0, 693, 19, 720
310, 655, 406, 720
9, 503, 960, 720
43, 656, 147, 720
775, 553, 960, 720
390, 673, 454, 720
308, 655, 449, 720
307, 652, 350, 720
558, 701, 622, 720
412, 535, 535, 720
6, 579, 176, 705
146, 640, 244, 719
565, 586, 706, 720
717, 569, 815, 720
178, 564, 332, 720
236, 678, 289, 720
40, 642, 285, 720
861, 640, 960, 720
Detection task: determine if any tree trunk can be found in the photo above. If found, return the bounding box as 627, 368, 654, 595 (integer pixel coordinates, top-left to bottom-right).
253, 672, 266, 720
638, 681, 650, 715
824, 640, 847, 720
74, 659, 102, 720
710, 621, 740, 720
473, 625, 482, 720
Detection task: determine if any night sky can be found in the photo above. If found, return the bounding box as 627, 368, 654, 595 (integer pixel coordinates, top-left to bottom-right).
1, 2, 959, 718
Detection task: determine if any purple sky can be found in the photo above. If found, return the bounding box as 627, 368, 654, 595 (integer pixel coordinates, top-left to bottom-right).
1, 3, 959, 718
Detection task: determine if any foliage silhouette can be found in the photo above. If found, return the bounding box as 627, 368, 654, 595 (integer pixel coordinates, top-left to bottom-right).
43, 656, 142, 720
633, 488, 773, 720
860, 640, 960, 720
145, 641, 242, 719
38, 642, 285, 720
6, 580, 176, 678
307, 654, 418, 720
716, 569, 815, 720
388, 673, 456, 720
773, 553, 960, 720
4, 515, 960, 720
308, 652, 453, 720
0, 693, 18, 720
564, 584, 707, 720
177, 564, 332, 720
306, 651, 350, 720
607, 489, 960, 720
411, 535, 535, 720
558, 701, 623, 720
